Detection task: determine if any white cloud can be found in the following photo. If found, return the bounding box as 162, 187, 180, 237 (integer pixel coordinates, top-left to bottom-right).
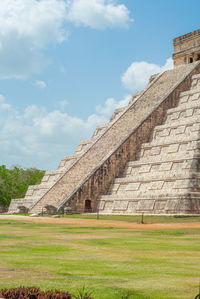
121, 58, 173, 92
96, 94, 131, 115
58, 100, 69, 109
0, 0, 132, 79
68, 0, 133, 29
162, 58, 174, 71
0, 94, 129, 170
0, 0, 69, 79
0, 0, 68, 47
34, 80, 47, 89
0, 95, 11, 110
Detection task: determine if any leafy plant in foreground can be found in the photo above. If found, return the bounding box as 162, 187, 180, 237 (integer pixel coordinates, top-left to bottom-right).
73, 285, 94, 299
119, 291, 133, 299
195, 294, 200, 299
195, 282, 200, 299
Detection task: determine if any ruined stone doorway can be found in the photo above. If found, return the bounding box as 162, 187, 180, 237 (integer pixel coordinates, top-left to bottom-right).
84, 200, 92, 213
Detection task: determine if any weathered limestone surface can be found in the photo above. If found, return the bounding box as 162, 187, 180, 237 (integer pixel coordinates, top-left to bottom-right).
98, 72, 200, 214
29, 62, 200, 214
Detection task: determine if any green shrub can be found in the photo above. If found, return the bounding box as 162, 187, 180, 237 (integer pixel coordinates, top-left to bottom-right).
73, 285, 94, 299
0, 286, 71, 299
0, 286, 94, 299
195, 292, 200, 299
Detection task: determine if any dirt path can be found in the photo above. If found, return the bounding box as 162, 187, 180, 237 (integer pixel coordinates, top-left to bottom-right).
0, 215, 200, 230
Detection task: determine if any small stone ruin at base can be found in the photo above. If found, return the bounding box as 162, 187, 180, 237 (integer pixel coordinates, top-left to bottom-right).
9, 29, 200, 215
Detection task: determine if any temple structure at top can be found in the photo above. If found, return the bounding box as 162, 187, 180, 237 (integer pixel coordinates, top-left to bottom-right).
173, 29, 200, 66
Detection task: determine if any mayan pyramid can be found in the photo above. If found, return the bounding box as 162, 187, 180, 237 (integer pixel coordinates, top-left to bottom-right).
9, 29, 200, 215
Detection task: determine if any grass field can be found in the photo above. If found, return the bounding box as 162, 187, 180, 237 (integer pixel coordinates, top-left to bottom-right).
15, 213, 200, 223
0, 216, 200, 298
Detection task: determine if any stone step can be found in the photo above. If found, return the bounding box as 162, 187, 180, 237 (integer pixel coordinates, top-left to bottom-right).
172, 95, 200, 111
179, 86, 200, 97
191, 74, 200, 87
109, 178, 200, 197
192, 73, 200, 80
114, 170, 198, 185
152, 117, 200, 141
26, 185, 52, 196
45, 169, 64, 175
150, 124, 199, 145
75, 139, 93, 155
35, 181, 54, 188
99, 185, 200, 201
19, 199, 37, 206
8, 198, 35, 212
179, 91, 200, 105
100, 187, 200, 205
191, 79, 200, 88
41, 171, 63, 184
25, 182, 55, 200
165, 102, 200, 124
153, 115, 200, 134
140, 133, 199, 151
92, 124, 108, 138
110, 107, 125, 122
138, 140, 199, 160
27, 182, 54, 189
124, 158, 196, 178
26, 189, 49, 199
92, 108, 128, 140
58, 155, 77, 170
128, 150, 196, 167
99, 190, 200, 202
98, 193, 200, 214
24, 197, 45, 202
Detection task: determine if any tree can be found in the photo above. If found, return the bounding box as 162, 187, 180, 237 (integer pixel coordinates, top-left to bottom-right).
0, 165, 45, 207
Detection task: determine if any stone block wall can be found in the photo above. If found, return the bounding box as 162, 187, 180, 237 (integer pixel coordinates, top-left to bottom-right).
98, 72, 200, 215
173, 29, 200, 66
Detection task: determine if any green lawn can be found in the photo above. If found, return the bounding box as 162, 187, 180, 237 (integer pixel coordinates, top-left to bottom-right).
0, 218, 199, 298
15, 213, 200, 223
60, 214, 200, 223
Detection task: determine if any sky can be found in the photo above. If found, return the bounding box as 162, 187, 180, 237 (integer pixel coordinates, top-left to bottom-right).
0, 0, 200, 170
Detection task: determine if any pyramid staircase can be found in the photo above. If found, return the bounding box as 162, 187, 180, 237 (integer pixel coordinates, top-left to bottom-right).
98, 73, 200, 214
8, 98, 129, 213
9, 62, 200, 215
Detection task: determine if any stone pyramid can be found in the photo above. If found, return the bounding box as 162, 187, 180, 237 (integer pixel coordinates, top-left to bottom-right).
98, 71, 200, 215
9, 29, 200, 215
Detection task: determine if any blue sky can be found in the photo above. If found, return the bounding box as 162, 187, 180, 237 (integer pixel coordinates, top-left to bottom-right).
0, 0, 199, 170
